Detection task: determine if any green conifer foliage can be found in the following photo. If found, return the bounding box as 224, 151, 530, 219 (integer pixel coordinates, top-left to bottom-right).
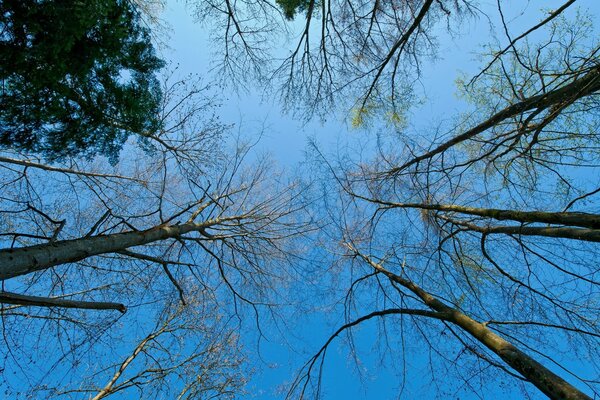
0, 0, 165, 159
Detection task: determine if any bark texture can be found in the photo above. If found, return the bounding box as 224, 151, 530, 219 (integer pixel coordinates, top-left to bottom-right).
0, 221, 215, 280
355, 249, 592, 400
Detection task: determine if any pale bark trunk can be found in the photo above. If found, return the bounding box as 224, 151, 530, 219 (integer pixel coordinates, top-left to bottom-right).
389, 65, 600, 173
356, 250, 592, 400
440, 216, 600, 242
0, 291, 125, 312
0, 156, 141, 181
92, 329, 166, 400
391, 202, 600, 229
0, 221, 213, 280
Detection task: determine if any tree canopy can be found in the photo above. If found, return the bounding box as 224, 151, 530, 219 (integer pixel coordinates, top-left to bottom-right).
1, 1, 599, 399
275, 0, 313, 19
0, 0, 164, 160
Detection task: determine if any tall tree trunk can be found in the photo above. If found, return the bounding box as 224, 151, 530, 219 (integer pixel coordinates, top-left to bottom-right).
0, 291, 126, 312
372, 199, 600, 229
353, 248, 592, 400
438, 215, 600, 242
389, 65, 600, 173
0, 220, 219, 280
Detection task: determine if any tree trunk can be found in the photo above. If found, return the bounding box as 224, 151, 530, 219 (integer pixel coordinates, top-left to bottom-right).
390, 202, 600, 229
0, 291, 126, 312
389, 65, 600, 173
355, 249, 592, 400
439, 215, 600, 242
0, 221, 212, 280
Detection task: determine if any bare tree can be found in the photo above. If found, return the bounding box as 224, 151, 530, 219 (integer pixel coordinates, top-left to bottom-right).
37, 292, 250, 399
4, 2, 598, 399
293, 9, 600, 399
188, 0, 588, 122
0, 75, 306, 397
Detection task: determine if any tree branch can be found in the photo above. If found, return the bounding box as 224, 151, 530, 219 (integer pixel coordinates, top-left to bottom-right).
0, 291, 125, 313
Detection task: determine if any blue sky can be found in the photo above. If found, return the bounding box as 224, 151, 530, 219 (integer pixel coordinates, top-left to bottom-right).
1, 1, 599, 399
145, 1, 600, 398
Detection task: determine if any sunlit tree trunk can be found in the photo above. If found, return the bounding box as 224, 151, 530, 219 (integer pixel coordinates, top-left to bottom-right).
353, 248, 592, 400
0, 215, 245, 280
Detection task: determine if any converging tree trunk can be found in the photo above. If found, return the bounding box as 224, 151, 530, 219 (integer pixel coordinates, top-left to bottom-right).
352, 247, 592, 400
0, 218, 227, 280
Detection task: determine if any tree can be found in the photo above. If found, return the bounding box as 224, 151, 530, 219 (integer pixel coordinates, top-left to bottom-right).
0, 0, 165, 160
191, 0, 592, 127
275, 0, 312, 20
192, 0, 480, 118
3, 1, 599, 399
36, 294, 249, 399
0, 76, 305, 397
291, 7, 600, 399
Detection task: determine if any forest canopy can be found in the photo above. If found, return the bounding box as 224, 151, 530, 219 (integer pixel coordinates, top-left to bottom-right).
0, 1, 599, 399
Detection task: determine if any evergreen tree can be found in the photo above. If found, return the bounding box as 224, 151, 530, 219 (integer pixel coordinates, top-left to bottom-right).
0, 0, 165, 159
